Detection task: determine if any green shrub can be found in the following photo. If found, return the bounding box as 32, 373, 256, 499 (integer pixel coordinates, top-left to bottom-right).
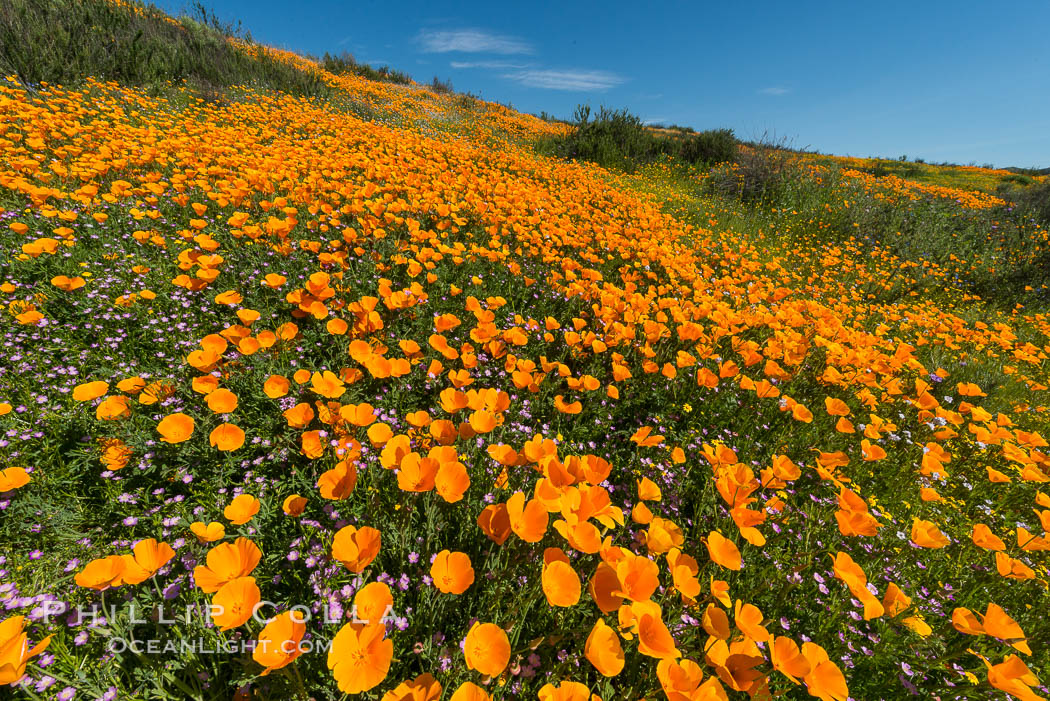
678, 128, 738, 165
539, 107, 737, 172
428, 76, 454, 94
0, 0, 329, 96
320, 51, 413, 85
1001, 179, 1050, 227
539, 105, 670, 171
705, 140, 798, 203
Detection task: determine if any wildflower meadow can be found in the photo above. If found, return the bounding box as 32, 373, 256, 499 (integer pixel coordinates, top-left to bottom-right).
1, 2, 1049, 699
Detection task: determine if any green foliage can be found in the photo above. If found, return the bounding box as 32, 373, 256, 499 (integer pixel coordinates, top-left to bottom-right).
540, 105, 737, 172
677, 128, 738, 166
428, 76, 455, 94
1001, 179, 1050, 226
705, 141, 799, 204
704, 153, 1050, 307
541, 105, 669, 171
0, 0, 329, 97
319, 51, 413, 85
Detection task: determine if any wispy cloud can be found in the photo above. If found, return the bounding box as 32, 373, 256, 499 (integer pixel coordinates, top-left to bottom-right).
758, 87, 790, 96
450, 60, 529, 70
504, 69, 625, 91
418, 29, 532, 54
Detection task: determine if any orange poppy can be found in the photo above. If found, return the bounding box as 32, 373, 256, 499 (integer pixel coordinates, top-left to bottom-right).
770, 636, 811, 684
72, 380, 108, 401
205, 388, 238, 413
282, 494, 307, 516
382, 673, 442, 701
210, 423, 245, 451
210, 576, 260, 631
119, 538, 175, 585
331, 525, 381, 572
328, 623, 392, 694
224, 494, 260, 524
253, 610, 307, 676
910, 518, 950, 548
95, 395, 131, 421
0, 467, 30, 492
75, 555, 126, 591
584, 618, 624, 677
194, 538, 262, 593
542, 551, 581, 607
507, 491, 548, 542
449, 682, 491, 701
263, 375, 290, 398
190, 521, 226, 543
0, 616, 52, 686
430, 550, 474, 594
353, 582, 394, 625
157, 413, 195, 443
463, 622, 510, 677
705, 531, 742, 571
537, 682, 602, 701
477, 504, 512, 545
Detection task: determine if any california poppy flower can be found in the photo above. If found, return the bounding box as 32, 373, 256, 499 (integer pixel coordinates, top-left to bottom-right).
95, 395, 131, 421
985, 654, 1042, 701
704, 531, 742, 571
0, 616, 52, 686
430, 550, 474, 595
75, 555, 126, 591
210, 423, 245, 451
506, 491, 548, 542
210, 576, 260, 631
0, 467, 30, 492
542, 551, 581, 607
770, 636, 811, 684
224, 494, 260, 524
381, 673, 442, 701
972, 523, 1006, 551
190, 521, 226, 543
194, 538, 262, 593
331, 525, 381, 572
205, 388, 238, 413
449, 682, 491, 701
981, 603, 1031, 655
318, 462, 358, 500
353, 582, 394, 625
435, 460, 470, 503
463, 622, 511, 677
157, 413, 195, 443
477, 503, 512, 545
328, 622, 392, 694
115, 377, 146, 396
72, 380, 108, 401
584, 618, 624, 677
119, 538, 175, 585
910, 518, 950, 548
537, 681, 602, 701
800, 642, 849, 701
282, 494, 307, 516
263, 374, 290, 398
253, 610, 307, 675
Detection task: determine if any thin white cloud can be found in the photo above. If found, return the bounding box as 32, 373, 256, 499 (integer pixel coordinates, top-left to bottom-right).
505, 69, 625, 91
418, 29, 532, 54
450, 60, 529, 70
759, 87, 790, 96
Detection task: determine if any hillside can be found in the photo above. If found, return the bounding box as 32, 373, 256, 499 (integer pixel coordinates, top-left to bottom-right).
1, 1, 1049, 700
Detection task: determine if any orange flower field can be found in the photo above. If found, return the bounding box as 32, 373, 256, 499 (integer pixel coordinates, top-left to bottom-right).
1, 9, 1049, 700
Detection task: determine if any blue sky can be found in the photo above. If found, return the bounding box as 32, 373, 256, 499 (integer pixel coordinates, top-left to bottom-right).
156, 0, 1050, 167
